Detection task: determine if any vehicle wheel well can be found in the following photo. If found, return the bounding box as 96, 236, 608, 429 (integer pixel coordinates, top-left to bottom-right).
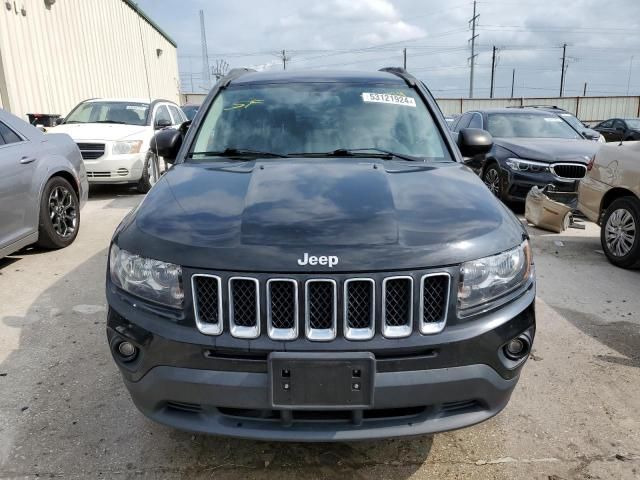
481, 159, 498, 176
600, 187, 637, 216
49, 171, 79, 199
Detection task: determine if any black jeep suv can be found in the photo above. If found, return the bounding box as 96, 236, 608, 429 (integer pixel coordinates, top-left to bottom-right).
106, 68, 536, 441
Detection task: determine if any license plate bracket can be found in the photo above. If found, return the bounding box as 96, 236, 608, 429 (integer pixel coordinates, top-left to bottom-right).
269, 352, 375, 409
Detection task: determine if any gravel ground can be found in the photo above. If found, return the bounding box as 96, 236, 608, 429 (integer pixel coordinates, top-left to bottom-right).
0, 186, 638, 479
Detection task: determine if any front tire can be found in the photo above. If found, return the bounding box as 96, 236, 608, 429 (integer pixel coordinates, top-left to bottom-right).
483, 164, 503, 199
137, 152, 160, 194
36, 176, 80, 249
600, 197, 640, 269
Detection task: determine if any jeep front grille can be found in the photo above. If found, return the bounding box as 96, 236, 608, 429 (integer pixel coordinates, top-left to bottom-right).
229, 277, 260, 338
192, 272, 452, 341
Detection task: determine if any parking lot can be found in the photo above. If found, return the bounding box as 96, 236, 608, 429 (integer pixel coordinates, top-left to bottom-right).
0, 187, 637, 479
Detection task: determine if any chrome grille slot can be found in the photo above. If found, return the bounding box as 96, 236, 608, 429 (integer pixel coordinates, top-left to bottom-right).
192, 274, 222, 335
267, 279, 298, 340
76, 142, 105, 160
420, 273, 450, 334
344, 279, 374, 340
305, 280, 337, 341
229, 277, 260, 338
552, 163, 587, 179
382, 277, 413, 338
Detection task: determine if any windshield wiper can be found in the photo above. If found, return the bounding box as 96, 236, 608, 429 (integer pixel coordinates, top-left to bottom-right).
291, 148, 423, 162
187, 148, 290, 159
94, 120, 128, 124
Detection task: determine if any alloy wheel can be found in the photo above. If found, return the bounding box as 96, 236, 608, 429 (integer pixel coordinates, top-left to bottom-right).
484, 168, 500, 196
48, 186, 77, 238
605, 208, 636, 257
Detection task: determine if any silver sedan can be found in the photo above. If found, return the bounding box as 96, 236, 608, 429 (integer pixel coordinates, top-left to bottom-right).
0, 108, 88, 259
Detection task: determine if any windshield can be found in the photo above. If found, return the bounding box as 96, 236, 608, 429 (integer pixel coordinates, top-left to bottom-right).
486, 112, 581, 139
65, 101, 149, 126
625, 119, 640, 129
558, 113, 585, 132
190, 83, 452, 161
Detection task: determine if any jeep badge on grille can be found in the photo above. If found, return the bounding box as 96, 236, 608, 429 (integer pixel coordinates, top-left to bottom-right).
297, 253, 339, 267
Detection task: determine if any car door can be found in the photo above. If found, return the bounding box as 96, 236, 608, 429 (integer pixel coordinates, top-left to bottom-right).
0, 120, 38, 248
597, 119, 615, 142
613, 119, 627, 141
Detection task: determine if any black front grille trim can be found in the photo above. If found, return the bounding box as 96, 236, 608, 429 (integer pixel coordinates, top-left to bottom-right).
192, 274, 223, 335
267, 279, 298, 340
419, 273, 451, 334
552, 163, 587, 179
229, 277, 260, 339
76, 142, 105, 160
382, 276, 413, 338
344, 279, 375, 340
305, 279, 337, 341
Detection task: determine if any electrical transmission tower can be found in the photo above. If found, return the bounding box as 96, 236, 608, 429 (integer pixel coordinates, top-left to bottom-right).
212, 60, 229, 81
468, 1, 479, 98
199, 10, 211, 90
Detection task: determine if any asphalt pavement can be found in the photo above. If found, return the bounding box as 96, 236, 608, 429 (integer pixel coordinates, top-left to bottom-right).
0, 186, 639, 479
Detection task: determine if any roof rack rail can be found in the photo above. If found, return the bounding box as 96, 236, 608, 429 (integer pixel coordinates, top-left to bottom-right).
219, 68, 257, 88
379, 67, 416, 87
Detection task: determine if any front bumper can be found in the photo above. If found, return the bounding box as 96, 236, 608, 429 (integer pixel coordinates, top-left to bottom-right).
501, 168, 580, 203
84, 153, 145, 183
106, 280, 536, 441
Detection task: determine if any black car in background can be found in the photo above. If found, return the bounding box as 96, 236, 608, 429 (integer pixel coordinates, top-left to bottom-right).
593, 118, 640, 142
451, 108, 600, 202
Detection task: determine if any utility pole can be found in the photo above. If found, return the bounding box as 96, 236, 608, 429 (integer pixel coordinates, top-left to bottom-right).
583, 82, 587, 96
468, 0, 479, 98
403, 48, 407, 70
559, 43, 567, 97
490, 46, 498, 98
199, 10, 210, 91
627, 56, 634, 95
510, 69, 516, 97
280, 50, 291, 70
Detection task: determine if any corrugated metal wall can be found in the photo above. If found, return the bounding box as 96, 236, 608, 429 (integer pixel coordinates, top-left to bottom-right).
437, 96, 640, 122
0, 0, 180, 119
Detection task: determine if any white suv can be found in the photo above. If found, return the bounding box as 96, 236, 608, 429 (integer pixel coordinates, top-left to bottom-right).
50, 98, 186, 193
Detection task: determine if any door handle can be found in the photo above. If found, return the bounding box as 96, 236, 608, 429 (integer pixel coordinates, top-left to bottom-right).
20, 156, 36, 164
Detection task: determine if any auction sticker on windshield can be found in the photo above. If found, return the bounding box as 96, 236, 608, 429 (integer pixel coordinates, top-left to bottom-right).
362, 92, 416, 107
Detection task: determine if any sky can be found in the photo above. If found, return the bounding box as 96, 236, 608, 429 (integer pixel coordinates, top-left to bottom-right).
136, 0, 640, 98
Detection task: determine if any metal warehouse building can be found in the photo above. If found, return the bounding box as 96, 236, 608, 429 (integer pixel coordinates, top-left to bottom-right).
0, 0, 179, 119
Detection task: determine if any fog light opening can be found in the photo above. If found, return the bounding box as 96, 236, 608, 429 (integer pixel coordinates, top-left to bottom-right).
116, 341, 138, 361
504, 336, 530, 360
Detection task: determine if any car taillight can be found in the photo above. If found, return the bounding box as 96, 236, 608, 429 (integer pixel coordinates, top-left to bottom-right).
587, 156, 595, 171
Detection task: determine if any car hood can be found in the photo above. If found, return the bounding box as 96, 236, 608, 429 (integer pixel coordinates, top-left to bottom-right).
115, 159, 526, 272
49, 123, 149, 141
494, 137, 599, 163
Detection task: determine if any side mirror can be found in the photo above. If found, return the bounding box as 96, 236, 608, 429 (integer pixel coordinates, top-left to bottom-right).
149, 128, 182, 163
54, 117, 64, 126
154, 118, 172, 130
457, 128, 493, 158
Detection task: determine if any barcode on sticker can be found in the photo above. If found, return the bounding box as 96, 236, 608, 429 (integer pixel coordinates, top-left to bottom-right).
362, 92, 416, 107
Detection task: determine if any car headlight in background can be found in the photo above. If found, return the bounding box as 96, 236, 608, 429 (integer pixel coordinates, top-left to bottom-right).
505, 158, 549, 173
109, 244, 183, 307
112, 140, 143, 155
458, 240, 532, 314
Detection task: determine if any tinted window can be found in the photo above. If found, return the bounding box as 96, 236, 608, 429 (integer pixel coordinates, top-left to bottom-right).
0, 121, 23, 144
486, 113, 581, 139
168, 105, 184, 124
468, 113, 483, 129
599, 119, 613, 128
454, 113, 472, 132
65, 101, 149, 126
191, 83, 453, 162
155, 105, 172, 125
626, 119, 640, 129
558, 113, 584, 132
613, 119, 626, 129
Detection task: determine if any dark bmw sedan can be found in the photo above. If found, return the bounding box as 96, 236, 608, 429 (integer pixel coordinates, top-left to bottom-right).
106, 69, 536, 441
451, 108, 600, 202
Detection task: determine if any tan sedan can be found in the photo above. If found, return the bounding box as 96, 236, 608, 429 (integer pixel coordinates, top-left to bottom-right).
578, 141, 640, 268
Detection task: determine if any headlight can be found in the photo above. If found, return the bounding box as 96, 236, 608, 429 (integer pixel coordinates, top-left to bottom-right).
112, 140, 143, 155
458, 240, 532, 314
505, 158, 550, 173
109, 244, 183, 307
